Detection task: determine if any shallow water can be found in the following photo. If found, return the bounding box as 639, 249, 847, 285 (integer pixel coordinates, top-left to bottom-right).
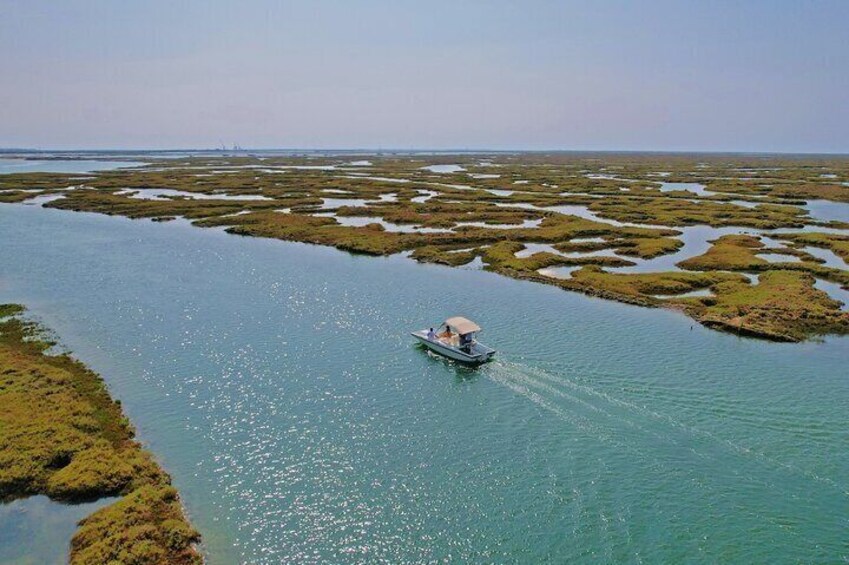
313, 212, 452, 233
609, 226, 756, 274
120, 188, 272, 201
1, 204, 848, 563
515, 243, 563, 258
0, 158, 142, 174
411, 189, 438, 203
496, 201, 665, 230
342, 175, 411, 184
803, 246, 849, 270
421, 164, 465, 174
728, 199, 761, 208
653, 288, 714, 299
658, 182, 714, 197
814, 279, 849, 311
758, 252, 802, 264
805, 200, 849, 224
537, 266, 581, 279
586, 174, 637, 183
0, 496, 116, 564
515, 243, 624, 261
455, 219, 542, 230
319, 197, 371, 209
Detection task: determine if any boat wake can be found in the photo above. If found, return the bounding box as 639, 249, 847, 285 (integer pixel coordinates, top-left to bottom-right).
480, 359, 848, 497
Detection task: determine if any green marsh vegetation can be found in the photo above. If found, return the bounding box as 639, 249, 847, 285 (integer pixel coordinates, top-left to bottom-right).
3, 152, 848, 341
0, 306, 200, 564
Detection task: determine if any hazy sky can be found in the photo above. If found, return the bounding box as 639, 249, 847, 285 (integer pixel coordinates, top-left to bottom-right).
1, 1, 847, 152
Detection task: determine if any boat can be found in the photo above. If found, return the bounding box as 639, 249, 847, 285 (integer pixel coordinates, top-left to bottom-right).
411, 316, 496, 364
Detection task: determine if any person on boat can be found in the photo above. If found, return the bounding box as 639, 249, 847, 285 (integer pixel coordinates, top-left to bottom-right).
438, 327, 453, 342
427, 328, 436, 340
459, 332, 473, 351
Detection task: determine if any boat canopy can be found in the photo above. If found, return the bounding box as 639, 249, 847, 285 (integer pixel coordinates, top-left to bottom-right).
444, 316, 481, 335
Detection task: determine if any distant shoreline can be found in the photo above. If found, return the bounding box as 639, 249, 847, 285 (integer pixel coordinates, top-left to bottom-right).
2, 152, 847, 341
2, 148, 849, 158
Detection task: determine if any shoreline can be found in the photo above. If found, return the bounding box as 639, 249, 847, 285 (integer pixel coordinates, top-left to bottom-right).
1, 195, 847, 562
1, 152, 848, 341
0, 304, 201, 563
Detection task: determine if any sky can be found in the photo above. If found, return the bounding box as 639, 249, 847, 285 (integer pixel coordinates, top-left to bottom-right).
1, 0, 847, 153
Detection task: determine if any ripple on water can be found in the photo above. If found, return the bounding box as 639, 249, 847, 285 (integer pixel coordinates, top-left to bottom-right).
0, 204, 847, 564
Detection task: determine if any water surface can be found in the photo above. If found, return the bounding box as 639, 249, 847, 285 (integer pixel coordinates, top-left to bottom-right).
805, 200, 849, 224
0, 496, 115, 565
0, 158, 141, 174
0, 204, 848, 563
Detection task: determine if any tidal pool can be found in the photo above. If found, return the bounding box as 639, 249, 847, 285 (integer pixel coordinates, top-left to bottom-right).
119, 188, 273, 201
515, 243, 563, 258
495, 202, 665, 230
658, 182, 714, 197
0, 496, 116, 565
411, 189, 438, 203
1, 203, 848, 563
421, 164, 465, 174
802, 246, 848, 270
653, 288, 714, 299
805, 200, 849, 224
313, 212, 453, 233
758, 252, 802, 264
537, 266, 581, 280
814, 279, 849, 311
608, 226, 757, 274
455, 219, 543, 230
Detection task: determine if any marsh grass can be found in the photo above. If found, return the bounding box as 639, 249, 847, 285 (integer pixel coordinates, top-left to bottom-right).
0, 306, 200, 564
2, 152, 847, 340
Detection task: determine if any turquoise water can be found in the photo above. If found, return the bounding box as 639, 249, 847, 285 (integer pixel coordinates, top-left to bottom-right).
0, 204, 848, 563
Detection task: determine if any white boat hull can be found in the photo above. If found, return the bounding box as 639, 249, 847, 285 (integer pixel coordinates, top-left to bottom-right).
411, 330, 496, 364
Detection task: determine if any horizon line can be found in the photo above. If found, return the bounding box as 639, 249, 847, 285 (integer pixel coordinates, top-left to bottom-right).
3, 147, 849, 157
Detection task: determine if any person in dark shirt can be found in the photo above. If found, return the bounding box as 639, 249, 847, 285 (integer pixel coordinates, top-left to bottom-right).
459, 332, 473, 351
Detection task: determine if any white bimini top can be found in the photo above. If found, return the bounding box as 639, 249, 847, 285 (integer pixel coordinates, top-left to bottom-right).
443, 316, 481, 335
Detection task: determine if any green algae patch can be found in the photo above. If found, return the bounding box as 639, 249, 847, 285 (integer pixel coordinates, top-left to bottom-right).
0, 306, 200, 564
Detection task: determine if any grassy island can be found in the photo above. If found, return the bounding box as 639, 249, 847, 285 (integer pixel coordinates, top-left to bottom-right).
1, 152, 848, 341
0, 305, 201, 564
